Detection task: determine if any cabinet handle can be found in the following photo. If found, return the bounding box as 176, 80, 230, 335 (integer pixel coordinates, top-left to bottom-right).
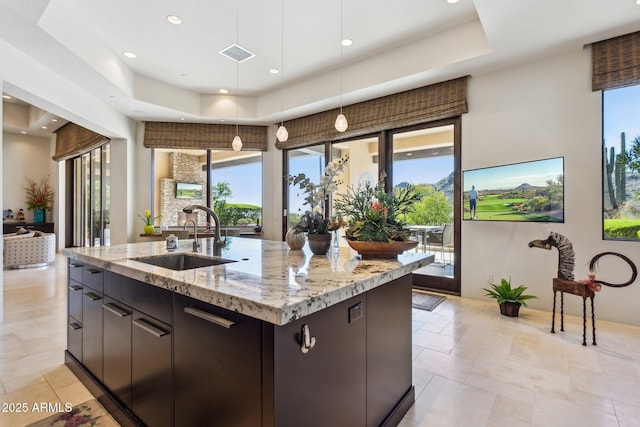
70, 263, 82, 269
133, 318, 169, 337
69, 285, 83, 292
300, 324, 316, 354
69, 322, 82, 331
103, 302, 131, 317
84, 292, 102, 301
86, 269, 102, 275
184, 307, 236, 329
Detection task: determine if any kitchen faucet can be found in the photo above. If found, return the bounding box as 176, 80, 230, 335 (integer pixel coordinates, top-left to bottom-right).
182, 205, 224, 247
183, 219, 199, 252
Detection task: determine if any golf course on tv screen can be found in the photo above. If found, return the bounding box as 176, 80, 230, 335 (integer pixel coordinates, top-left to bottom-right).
463, 157, 564, 222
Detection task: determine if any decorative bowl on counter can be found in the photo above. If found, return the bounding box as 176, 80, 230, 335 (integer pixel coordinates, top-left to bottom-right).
346, 240, 418, 259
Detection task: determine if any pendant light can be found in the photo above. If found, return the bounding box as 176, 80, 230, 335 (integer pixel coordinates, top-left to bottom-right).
334, 0, 348, 133
232, 3, 243, 151
276, 0, 289, 142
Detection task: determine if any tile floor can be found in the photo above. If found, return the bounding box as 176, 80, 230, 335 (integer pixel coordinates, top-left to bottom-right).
2, 255, 640, 426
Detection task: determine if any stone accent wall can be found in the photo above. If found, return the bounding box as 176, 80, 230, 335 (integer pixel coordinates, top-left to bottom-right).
159, 153, 206, 227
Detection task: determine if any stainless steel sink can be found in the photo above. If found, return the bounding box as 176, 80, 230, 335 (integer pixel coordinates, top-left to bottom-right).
132, 253, 237, 271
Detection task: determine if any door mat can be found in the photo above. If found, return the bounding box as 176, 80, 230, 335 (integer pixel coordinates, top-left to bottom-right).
412, 292, 446, 311
27, 399, 119, 427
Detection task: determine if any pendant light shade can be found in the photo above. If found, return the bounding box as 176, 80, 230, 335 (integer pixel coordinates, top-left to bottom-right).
276, 0, 289, 143
335, 0, 347, 133
334, 112, 348, 132
276, 124, 289, 142
232, 135, 243, 151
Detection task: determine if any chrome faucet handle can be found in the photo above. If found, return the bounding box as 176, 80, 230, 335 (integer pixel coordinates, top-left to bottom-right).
192, 241, 201, 252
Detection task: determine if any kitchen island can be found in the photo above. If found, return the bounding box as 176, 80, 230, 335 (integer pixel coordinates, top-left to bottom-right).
64, 237, 433, 427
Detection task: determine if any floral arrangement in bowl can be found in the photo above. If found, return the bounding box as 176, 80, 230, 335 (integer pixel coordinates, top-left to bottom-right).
288, 155, 349, 235
24, 178, 55, 211
334, 180, 421, 242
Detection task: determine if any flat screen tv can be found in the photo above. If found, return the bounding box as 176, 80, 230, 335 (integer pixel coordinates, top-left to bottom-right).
462, 157, 564, 222
175, 182, 203, 199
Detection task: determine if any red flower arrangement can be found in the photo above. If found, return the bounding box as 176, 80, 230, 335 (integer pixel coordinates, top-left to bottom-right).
24, 178, 55, 211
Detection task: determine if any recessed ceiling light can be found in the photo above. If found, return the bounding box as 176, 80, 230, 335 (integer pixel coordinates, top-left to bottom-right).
21, 131, 27, 134
341, 38, 353, 47
180, 117, 185, 121
2, 94, 11, 99
123, 51, 137, 59
41, 126, 48, 130
51, 119, 58, 122
447, 0, 459, 3
219, 89, 228, 94
406, 153, 413, 156
166, 15, 182, 25
269, 68, 279, 74
637, 0, 640, 5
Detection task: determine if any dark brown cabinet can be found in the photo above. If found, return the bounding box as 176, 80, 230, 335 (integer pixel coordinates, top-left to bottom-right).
3, 222, 54, 234
67, 260, 414, 427
173, 294, 262, 427
81, 264, 105, 384
268, 295, 367, 427
132, 311, 172, 427
102, 297, 132, 408
82, 287, 103, 382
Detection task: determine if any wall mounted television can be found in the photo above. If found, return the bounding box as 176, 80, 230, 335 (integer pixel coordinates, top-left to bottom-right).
462, 157, 564, 222
175, 182, 203, 199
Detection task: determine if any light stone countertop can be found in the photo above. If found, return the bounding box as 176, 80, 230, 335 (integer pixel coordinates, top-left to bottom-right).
63, 237, 434, 325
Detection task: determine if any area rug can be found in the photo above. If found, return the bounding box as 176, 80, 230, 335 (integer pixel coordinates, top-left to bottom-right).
412, 291, 446, 311
26, 399, 119, 427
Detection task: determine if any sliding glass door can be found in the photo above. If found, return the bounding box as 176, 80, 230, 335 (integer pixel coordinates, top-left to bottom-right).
71, 143, 110, 247
391, 122, 460, 294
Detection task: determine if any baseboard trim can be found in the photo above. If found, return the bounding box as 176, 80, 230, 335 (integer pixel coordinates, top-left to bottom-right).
65, 351, 142, 427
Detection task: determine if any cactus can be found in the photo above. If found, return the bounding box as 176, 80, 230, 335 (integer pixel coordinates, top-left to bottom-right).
604, 142, 618, 210
615, 132, 627, 205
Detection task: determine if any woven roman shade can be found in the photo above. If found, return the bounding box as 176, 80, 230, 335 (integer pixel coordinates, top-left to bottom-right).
275, 76, 468, 149
53, 123, 110, 161
592, 31, 640, 91
143, 122, 268, 151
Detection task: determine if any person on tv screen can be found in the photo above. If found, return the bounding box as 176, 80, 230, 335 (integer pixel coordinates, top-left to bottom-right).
468, 185, 478, 219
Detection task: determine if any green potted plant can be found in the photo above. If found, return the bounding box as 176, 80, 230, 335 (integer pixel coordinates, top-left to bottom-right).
483, 277, 536, 317
333, 179, 422, 258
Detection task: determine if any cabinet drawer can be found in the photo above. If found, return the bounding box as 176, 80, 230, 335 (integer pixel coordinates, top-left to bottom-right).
83, 265, 104, 292
103, 297, 132, 408
105, 271, 172, 325
68, 260, 83, 282
67, 315, 82, 361
68, 280, 83, 321
132, 312, 172, 427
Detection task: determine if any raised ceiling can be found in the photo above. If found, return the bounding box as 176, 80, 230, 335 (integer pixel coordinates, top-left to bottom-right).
1, 0, 640, 133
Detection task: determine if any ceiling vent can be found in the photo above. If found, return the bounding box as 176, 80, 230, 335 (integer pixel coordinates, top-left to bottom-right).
218, 44, 255, 63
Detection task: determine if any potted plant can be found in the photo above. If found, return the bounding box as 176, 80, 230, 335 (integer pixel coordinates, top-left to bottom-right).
288, 155, 348, 254
333, 179, 422, 258
139, 209, 161, 234
483, 277, 537, 317
24, 178, 55, 223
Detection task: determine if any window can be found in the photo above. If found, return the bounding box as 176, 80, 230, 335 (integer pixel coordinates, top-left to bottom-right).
285, 145, 325, 229
602, 84, 640, 241
152, 149, 262, 230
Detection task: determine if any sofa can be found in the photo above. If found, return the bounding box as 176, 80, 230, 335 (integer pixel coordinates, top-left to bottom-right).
3, 229, 56, 268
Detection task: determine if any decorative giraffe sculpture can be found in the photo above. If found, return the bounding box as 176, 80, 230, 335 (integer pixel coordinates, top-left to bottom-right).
529, 232, 637, 346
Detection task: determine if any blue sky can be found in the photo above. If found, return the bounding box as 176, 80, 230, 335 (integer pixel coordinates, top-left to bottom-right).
393, 156, 453, 187
212, 162, 263, 206
463, 157, 563, 192
603, 85, 640, 153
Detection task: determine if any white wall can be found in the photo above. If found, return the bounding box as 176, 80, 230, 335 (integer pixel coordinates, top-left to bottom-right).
462, 47, 640, 326
2, 132, 55, 222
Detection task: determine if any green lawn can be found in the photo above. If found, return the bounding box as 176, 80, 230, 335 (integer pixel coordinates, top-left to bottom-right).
465, 194, 563, 222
